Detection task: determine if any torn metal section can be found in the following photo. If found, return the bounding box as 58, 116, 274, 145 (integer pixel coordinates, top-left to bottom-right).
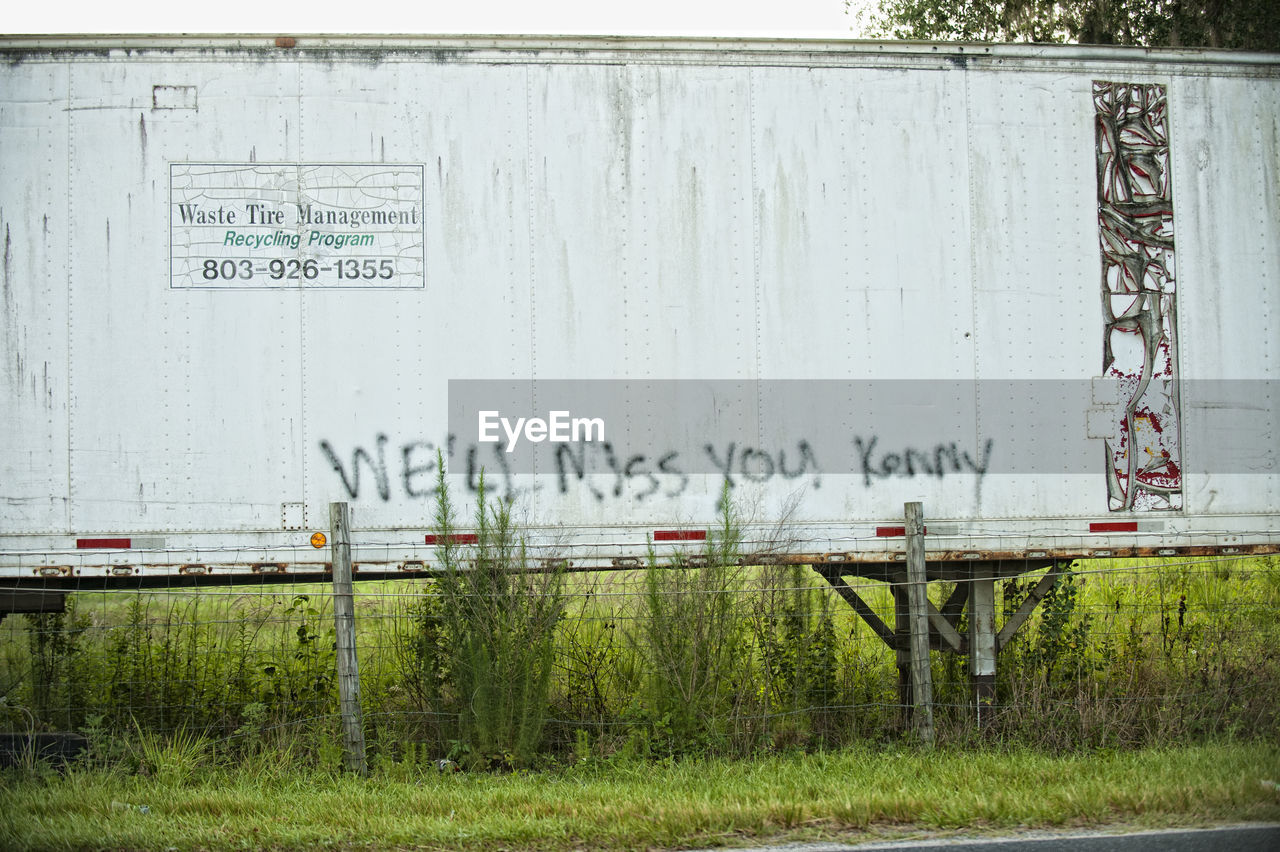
1094, 81, 1181, 512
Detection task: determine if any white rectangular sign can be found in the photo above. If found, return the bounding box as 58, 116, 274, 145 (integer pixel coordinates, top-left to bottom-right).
169, 163, 425, 289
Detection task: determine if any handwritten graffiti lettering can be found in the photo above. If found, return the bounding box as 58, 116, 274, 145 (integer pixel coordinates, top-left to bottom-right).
321, 436, 517, 502
320, 434, 392, 502
400, 441, 438, 499
855, 436, 994, 488
556, 443, 688, 502
319, 434, 994, 505
705, 441, 820, 489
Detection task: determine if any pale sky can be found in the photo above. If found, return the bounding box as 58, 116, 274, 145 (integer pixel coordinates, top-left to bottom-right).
6, 1, 876, 38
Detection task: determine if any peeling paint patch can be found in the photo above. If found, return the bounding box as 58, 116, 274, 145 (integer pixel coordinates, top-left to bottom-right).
152, 84, 197, 110
1094, 81, 1181, 512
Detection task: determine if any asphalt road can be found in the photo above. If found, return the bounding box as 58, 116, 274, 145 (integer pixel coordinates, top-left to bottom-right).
685, 824, 1280, 851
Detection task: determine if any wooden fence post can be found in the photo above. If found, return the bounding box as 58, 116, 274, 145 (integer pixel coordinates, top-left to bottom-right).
330, 501, 367, 776
904, 501, 935, 747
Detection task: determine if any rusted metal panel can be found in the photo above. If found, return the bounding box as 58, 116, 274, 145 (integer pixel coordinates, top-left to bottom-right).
0, 38, 1277, 578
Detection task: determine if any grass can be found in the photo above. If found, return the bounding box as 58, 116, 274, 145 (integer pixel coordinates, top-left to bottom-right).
2, 553, 1277, 762
2, 741, 1278, 850
2, 551, 1277, 848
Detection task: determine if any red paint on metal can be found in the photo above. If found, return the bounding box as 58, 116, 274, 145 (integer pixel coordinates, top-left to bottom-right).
653, 530, 707, 542
76, 538, 131, 549
423, 533, 479, 545
1089, 521, 1138, 533
875, 526, 928, 537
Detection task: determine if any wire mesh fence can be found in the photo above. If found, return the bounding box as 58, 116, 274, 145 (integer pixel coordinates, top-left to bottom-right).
3, 547, 1278, 771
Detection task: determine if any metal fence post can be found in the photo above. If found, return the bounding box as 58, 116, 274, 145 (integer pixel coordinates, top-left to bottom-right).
969, 561, 997, 726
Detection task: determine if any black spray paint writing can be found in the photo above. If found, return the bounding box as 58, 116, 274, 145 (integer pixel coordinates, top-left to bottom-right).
854, 436, 994, 487
319, 435, 518, 502
320, 434, 994, 503
555, 442, 689, 502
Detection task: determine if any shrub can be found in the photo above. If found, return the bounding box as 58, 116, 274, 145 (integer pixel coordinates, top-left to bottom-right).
425, 457, 566, 769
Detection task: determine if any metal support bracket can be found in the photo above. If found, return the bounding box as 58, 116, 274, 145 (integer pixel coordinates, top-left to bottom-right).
0, 590, 67, 624
817, 568, 896, 648
996, 567, 1061, 651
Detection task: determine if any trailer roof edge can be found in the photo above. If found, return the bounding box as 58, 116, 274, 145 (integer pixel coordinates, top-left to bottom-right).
0, 34, 1277, 68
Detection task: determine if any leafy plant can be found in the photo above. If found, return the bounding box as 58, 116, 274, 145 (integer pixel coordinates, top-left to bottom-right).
427, 455, 566, 769
26, 601, 90, 729
866, 0, 1280, 51
633, 484, 751, 754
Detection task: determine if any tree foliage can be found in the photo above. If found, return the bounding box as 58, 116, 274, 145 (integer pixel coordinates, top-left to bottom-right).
865, 0, 1279, 51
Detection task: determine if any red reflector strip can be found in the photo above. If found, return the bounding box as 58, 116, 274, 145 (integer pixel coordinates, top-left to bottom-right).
423, 533, 479, 545
77, 538, 131, 549
1089, 521, 1138, 533
653, 530, 707, 542
874, 526, 927, 537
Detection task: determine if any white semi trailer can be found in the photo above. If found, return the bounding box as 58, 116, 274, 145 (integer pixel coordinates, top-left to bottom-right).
1, 35, 1277, 587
